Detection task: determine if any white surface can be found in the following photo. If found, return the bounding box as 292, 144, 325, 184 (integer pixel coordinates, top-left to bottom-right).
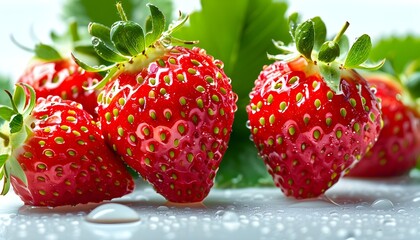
1, 176, 420, 240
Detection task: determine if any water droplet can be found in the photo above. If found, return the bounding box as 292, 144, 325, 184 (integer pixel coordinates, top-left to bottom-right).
222, 211, 240, 231
371, 199, 394, 210
276, 223, 285, 231
245, 120, 251, 129
157, 206, 169, 211
85, 203, 140, 224
381, 218, 397, 227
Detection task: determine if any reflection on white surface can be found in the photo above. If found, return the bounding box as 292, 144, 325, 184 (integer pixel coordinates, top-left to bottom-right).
1, 176, 420, 240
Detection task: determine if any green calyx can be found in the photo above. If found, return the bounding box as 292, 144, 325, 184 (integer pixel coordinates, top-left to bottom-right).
0, 84, 35, 195
73, 2, 195, 91
269, 15, 385, 94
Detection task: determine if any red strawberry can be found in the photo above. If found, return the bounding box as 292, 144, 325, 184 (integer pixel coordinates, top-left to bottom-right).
18, 58, 101, 118
0, 84, 134, 207
246, 18, 383, 199
348, 73, 420, 177
73, 3, 237, 203
15, 23, 102, 117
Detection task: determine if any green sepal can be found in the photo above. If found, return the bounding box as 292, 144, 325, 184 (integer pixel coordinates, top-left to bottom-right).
110, 21, 146, 56
267, 52, 300, 63
0, 154, 7, 169
8, 155, 27, 187
294, 20, 315, 60
0, 106, 15, 121
319, 61, 342, 94
356, 59, 385, 70
0, 163, 11, 195
88, 22, 112, 47
318, 41, 340, 63
34, 43, 62, 61
344, 34, 372, 68
88, 66, 120, 91
92, 37, 129, 62
312, 16, 327, 50
12, 85, 26, 113
9, 114, 23, 134
145, 4, 165, 47
338, 35, 349, 59
71, 53, 116, 73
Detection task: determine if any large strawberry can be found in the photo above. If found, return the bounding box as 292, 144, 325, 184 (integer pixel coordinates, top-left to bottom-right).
348, 72, 420, 177
73, 3, 237, 203
15, 23, 102, 117
246, 17, 384, 199
0, 84, 134, 207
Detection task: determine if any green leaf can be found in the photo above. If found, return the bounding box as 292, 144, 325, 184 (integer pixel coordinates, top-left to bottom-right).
92, 37, 129, 62
370, 35, 420, 75
145, 4, 166, 47
34, 43, 62, 61
0, 106, 15, 121
294, 20, 315, 60
344, 34, 371, 68
110, 21, 146, 56
319, 62, 342, 94
174, 0, 290, 187
9, 114, 23, 134
312, 16, 327, 50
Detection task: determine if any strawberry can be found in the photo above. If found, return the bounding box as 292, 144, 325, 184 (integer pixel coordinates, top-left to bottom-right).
246, 17, 384, 199
15, 23, 102, 117
73, 3, 237, 203
0, 84, 134, 207
348, 73, 420, 177
18, 58, 101, 118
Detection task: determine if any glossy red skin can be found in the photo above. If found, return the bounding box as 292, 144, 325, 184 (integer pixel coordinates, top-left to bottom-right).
247, 57, 382, 199
18, 59, 101, 118
97, 46, 237, 203
348, 75, 420, 177
11, 96, 134, 207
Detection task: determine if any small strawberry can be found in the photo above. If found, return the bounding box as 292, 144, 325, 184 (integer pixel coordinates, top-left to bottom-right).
0, 84, 134, 207
73, 3, 237, 203
348, 73, 420, 177
246, 17, 384, 199
15, 22, 102, 117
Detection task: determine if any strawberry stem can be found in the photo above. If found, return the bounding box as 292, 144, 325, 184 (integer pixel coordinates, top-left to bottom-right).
116, 2, 129, 22
333, 21, 349, 43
